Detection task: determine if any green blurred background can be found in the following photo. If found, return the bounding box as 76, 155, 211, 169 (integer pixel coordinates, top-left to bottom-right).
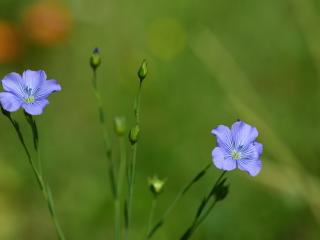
1, 0, 320, 239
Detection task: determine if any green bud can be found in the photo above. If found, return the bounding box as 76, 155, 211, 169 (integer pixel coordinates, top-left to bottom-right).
211, 179, 229, 202
148, 175, 166, 197
137, 59, 148, 82
114, 116, 126, 136
129, 125, 140, 145
90, 48, 101, 70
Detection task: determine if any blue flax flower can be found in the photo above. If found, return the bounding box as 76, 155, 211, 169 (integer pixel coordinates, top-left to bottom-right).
0, 70, 61, 115
211, 120, 263, 176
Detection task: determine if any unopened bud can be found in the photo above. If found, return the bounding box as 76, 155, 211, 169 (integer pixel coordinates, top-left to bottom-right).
211, 179, 229, 202
129, 125, 140, 145
90, 48, 101, 70
137, 59, 148, 82
114, 116, 126, 136
148, 175, 166, 197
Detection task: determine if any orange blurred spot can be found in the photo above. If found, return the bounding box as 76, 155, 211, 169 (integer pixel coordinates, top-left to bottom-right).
0, 21, 22, 64
23, 1, 73, 47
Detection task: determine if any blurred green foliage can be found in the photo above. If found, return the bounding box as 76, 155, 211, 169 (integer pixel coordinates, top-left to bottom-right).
0, 0, 320, 239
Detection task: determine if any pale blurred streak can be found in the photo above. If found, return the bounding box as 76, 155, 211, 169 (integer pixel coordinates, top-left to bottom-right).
290, 0, 320, 80
190, 29, 320, 223
289, 0, 320, 142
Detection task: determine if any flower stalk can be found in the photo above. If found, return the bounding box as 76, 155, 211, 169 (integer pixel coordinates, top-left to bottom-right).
90, 48, 116, 198
180, 171, 228, 240
114, 117, 127, 240
90, 49, 119, 240
2, 109, 66, 240
146, 197, 157, 237
125, 60, 147, 240
146, 163, 212, 239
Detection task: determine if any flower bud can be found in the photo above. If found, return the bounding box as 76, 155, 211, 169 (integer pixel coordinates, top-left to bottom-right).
137, 59, 148, 82
211, 179, 229, 202
90, 47, 101, 70
148, 175, 166, 197
214, 184, 229, 201
114, 116, 126, 136
129, 125, 140, 145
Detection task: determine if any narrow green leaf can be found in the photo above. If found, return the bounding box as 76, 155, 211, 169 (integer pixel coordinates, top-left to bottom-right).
147, 220, 163, 239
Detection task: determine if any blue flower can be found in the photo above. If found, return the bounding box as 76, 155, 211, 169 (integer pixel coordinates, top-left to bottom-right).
211, 120, 263, 176
0, 70, 61, 115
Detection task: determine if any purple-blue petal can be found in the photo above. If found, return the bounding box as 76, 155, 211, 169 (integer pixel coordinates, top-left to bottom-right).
240, 142, 259, 161
211, 125, 233, 152
2, 72, 24, 98
238, 159, 262, 176
231, 121, 258, 148
0, 92, 23, 112
212, 147, 236, 171
254, 141, 263, 156
22, 70, 47, 93
22, 99, 49, 115
35, 80, 61, 100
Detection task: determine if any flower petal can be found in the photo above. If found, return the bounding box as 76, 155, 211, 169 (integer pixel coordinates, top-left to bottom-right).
212, 147, 237, 171
22, 99, 49, 115
35, 80, 61, 100
238, 159, 262, 176
0, 92, 22, 112
2, 72, 25, 98
231, 121, 258, 147
22, 70, 47, 94
240, 142, 259, 161
211, 125, 233, 152
254, 141, 263, 156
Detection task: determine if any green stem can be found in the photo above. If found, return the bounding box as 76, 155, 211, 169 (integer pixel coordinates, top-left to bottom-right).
146, 163, 212, 239
180, 171, 227, 240
135, 82, 142, 124
92, 70, 116, 198
146, 197, 157, 237
191, 170, 226, 227
115, 136, 126, 240
7, 115, 65, 240
126, 142, 137, 240
91, 69, 118, 240
193, 199, 217, 230
126, 82, 143, 240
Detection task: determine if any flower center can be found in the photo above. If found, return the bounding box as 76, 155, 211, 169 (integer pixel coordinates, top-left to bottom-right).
231, 150, 241, 160
24, 96, 35, 103
23, 87, 35, 104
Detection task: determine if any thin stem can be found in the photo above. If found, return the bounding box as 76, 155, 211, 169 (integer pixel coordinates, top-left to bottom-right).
32, 118, 66, 240
135, 82, 142, 124
146, 163, 212, 239
126, 143, 137, 240
115, 136, 126, 240
126, 82, 143, 240
8, 116, 42, 188
91, 69, 118, 240
193, 200, 217, 230
180, 171, 227, 240
92, 70, 116, 198
7, 115, 65, 240
146, 197, 157, 237
191, 170, 226, 227
213, 170, 226, 190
